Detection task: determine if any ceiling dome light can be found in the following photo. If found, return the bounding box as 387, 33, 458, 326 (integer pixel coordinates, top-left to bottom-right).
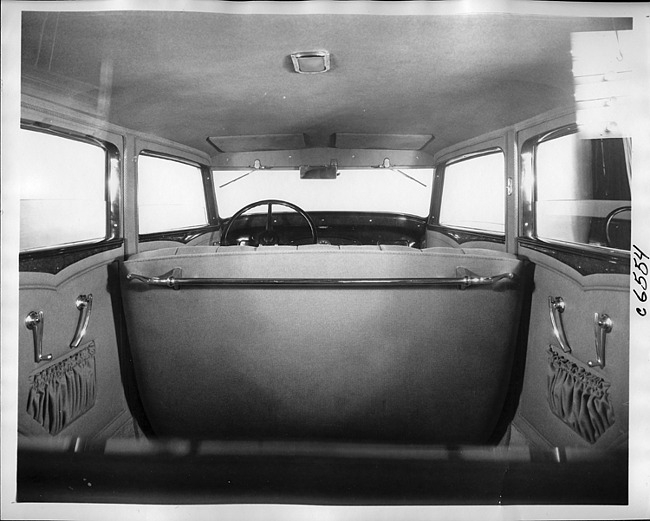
290, 51, 331, 74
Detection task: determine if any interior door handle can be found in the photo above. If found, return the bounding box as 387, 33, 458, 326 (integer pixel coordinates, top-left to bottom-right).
70, 294, 93, 348
588, 313, 613, 369
548, 296, 572, 353
25, 310, 52, 363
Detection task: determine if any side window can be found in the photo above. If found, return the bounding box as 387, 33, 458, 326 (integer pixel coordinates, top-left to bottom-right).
534, 132, 631, 250
137, 154, 208, 235
19, 128, 108, 252
438, 150, 505, 233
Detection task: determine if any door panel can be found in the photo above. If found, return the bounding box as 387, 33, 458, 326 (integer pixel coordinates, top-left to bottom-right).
514, 246, 629, 449
18, 250, 131, 441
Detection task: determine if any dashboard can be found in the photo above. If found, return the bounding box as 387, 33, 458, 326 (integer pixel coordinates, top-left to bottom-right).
222, 211, 428, 247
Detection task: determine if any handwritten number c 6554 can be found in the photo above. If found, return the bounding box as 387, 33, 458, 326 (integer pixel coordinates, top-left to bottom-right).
633, 245, 648, 317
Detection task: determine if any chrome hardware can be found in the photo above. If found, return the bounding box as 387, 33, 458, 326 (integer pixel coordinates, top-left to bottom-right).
455, 267, 515, 289
548, 296, 572, 353
70, 294, 93, 348
25, 311, 52, 363
379, 157, 427, 187
127, 268, 183, 289
589, 313, 613, 369
506, 177, 513, 196
127, 268, 516, 289
290, 50, 331, 75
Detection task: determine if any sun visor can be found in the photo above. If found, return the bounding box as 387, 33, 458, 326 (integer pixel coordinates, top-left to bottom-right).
208, 134, 307, 153
333, 133, 434, 150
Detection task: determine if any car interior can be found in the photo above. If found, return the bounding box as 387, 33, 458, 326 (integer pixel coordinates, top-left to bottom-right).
1, 1, 649, 519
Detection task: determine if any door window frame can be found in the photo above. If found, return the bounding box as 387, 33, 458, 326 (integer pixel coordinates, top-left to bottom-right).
430, 135, 508, 246
517, 113, 630, 275
18, 121, 123, 273
135, 149, 219, 244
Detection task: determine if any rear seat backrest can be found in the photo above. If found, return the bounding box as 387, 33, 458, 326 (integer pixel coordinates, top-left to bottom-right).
120, 244, 527, 444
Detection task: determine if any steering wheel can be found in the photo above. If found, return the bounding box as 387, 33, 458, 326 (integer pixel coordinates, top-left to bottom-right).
604, 205, 631, 248
220, 199, 318, 246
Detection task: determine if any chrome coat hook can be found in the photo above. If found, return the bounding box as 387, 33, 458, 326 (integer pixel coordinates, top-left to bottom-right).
589, 313, 613, 369
25, 310, 52, 363
548, 296, 572, 353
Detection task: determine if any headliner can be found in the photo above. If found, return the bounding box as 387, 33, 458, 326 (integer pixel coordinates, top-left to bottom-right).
20, 8, 632, 158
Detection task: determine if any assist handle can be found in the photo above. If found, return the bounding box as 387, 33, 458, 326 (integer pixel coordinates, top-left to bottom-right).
548, 296, 572, 353
25, 310, 52, 363
588, 313, 613, 369
70, 294, 93, 348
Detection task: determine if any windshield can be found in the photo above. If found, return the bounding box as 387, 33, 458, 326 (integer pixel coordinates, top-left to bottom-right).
213, 168, 433, 218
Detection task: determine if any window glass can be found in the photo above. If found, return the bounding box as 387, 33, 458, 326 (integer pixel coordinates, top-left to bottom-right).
213, 168, 433, 218
19, 128, 107, 252
138, 155, 207, 234
439, 150, 505, 233
535, 133, 631, 250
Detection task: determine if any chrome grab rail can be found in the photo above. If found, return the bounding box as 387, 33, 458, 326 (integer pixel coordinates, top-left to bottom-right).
548, 296, 572, 353
25, 310, 52, 363
588, 313, 613, 369
70, 294, 93, 349
127, 268, 517, 290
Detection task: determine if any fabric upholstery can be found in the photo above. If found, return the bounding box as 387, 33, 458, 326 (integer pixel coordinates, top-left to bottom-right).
120, 245, 527, 444
26, 342, 97, 435
547, 347, 615, 444
125, 244, 520, 280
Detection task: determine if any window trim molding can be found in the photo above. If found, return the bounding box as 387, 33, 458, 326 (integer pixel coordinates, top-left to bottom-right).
137, 224, 222, 244
426, 224, 506, 245
519, 123, 577, 242
19, 239, 124, 274
518, 237, 630, 276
